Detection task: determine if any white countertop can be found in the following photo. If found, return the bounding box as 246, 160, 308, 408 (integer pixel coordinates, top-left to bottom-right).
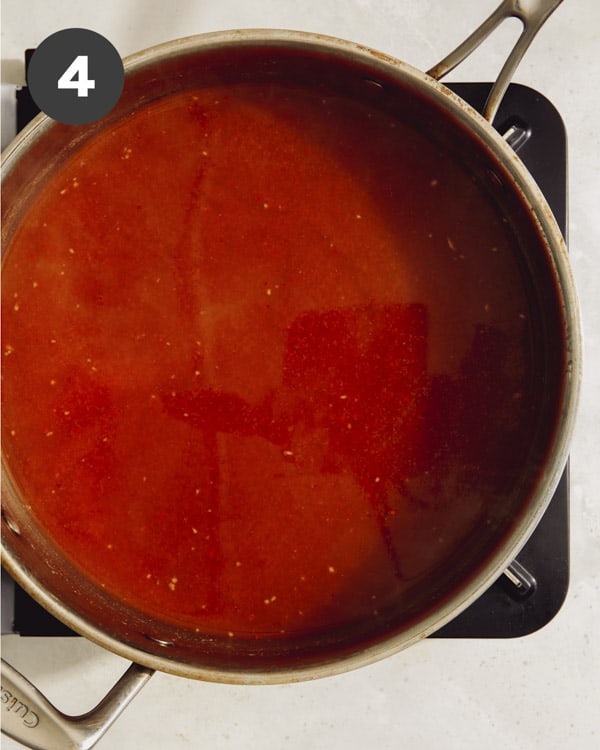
1, 1, 599, 748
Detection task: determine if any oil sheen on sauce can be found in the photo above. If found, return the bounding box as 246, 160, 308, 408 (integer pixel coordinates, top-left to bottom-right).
2, 81, 539, 641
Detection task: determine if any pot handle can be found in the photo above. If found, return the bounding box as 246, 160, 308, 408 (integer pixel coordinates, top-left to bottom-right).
426, 0, 564, 123
1, 657, 154, 750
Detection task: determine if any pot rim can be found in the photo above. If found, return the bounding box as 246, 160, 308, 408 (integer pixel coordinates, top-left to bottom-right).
1, 28, 582, 684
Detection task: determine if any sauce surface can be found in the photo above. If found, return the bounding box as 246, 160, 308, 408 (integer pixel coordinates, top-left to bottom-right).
2, 81, 539, 640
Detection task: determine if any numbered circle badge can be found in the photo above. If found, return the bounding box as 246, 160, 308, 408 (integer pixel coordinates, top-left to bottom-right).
28, 28, 124, 125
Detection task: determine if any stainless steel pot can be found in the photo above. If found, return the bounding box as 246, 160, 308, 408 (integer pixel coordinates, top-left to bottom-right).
1, 1, 581, 748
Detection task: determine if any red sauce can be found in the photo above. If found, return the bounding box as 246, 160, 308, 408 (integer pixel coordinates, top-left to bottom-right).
2, 80, 541, 641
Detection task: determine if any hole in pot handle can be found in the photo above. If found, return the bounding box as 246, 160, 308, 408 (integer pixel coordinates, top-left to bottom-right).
426, 0, 564, 123
1, 657, 154, 750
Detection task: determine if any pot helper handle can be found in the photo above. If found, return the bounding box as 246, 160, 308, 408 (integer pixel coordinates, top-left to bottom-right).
426, 0, 564, 123
1, 657, 154, 750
